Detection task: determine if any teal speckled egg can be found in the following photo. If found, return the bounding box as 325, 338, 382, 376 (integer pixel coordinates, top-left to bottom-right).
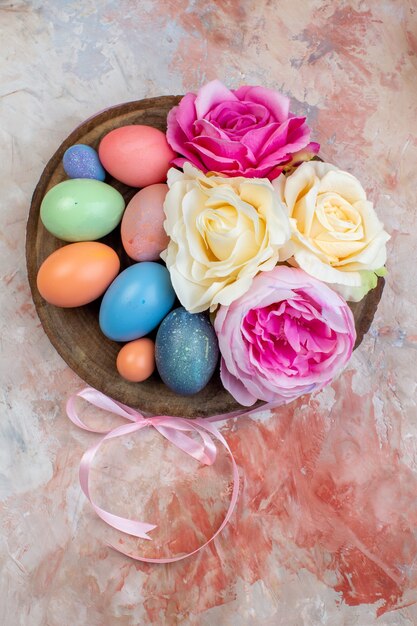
155, 307, 219, 395
40, 179, 125, 241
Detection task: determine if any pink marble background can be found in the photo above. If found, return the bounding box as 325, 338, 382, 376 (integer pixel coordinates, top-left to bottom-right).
1, 0, 417, 624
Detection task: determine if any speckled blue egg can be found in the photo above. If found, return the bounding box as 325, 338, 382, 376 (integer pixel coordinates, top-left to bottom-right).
99, 262, 175, 342
155, 307, 219, 395
63, 144, 106, 181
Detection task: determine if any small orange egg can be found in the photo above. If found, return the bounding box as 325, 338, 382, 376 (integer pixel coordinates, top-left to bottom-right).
116, 338, 155, 382
37, 242, 120, 307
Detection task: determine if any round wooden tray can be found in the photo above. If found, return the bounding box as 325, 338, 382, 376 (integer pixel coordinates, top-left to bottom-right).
26, 96, 384, 417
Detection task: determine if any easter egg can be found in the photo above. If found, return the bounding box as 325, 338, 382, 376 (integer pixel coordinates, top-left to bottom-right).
63, 144, 106, 181
116, 338, 155, 382
98, 125, 176, 187
121, 183, 169, 261
155, 307, 219, 395
36, 242, 120, 307
40, 179, 125, 242
99, 262, 175, 341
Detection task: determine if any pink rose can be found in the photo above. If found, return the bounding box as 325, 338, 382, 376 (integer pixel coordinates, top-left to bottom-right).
214, 266, 356, 406
167, 80, 319, 180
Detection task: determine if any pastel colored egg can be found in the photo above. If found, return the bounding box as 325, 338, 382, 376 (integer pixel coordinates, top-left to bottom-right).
155, 307, 219, 395
36, 242, 120, 307
40, 179, 125, 242
99, 262, 175, 342
98, 125, 176, 187
116, 338, 155, 382
63, 144, 106, 181
121, 183, 169, 261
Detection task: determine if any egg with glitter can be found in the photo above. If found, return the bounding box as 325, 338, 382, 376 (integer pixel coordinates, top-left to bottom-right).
99, 262, 175, 342
155, 307, 219, 395
63, 144, 106, 181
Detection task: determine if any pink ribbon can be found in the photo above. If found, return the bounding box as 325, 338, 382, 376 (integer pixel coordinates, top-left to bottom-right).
66, 387, 241, 563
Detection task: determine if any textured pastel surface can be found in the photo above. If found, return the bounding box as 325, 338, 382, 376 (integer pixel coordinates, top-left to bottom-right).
155, 307, 219, 395
1, 1, 417, 625
63, 144, 106, 180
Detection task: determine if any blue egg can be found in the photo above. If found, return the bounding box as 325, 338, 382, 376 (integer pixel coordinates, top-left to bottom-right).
155, 307, 219, 395
63, 144, 106, 181
99, 263, 175, 341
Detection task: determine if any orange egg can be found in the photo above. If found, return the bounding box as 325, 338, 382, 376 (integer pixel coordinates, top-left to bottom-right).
37, 242, 120, 307
116, 338, 155, 382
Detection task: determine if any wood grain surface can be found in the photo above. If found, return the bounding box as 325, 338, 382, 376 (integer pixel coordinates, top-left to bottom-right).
26, 97, 384, 417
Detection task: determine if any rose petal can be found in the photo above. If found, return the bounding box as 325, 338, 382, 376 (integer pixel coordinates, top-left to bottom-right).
195, 79, 238, 118
233, 85, 290, 122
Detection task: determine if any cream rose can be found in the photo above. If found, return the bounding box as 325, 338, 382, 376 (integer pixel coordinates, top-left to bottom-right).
274, 161, 390, 301
161, 163, 291, 313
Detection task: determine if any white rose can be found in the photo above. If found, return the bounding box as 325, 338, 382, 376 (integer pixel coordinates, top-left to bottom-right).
161, 163, 291, 313
273, 161, 390, 301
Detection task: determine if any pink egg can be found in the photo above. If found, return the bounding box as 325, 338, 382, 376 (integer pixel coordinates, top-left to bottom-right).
121, 184, 169, 261
98, 125, 176, 187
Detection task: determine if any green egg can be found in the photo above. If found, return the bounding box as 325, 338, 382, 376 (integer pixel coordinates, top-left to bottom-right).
40, 179, 125, 241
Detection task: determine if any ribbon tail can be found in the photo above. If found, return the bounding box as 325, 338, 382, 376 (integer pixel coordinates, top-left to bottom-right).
78, 421, 158, 540
92, 502, 157, 541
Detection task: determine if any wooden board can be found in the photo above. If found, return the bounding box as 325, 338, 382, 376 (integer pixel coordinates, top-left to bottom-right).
26, 96, 384, 417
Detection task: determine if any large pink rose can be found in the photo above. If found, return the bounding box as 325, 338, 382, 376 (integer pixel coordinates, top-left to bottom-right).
214, 266, 355, 406
167, 80, 319, 180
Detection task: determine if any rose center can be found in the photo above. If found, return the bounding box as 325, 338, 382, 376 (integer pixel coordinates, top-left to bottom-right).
242, 299, 336, 375
207, 101, 271, 138
307, 192, 365, 262
196, 192, 266, 264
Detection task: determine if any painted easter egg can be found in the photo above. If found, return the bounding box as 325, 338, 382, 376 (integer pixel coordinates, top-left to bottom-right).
155, 307, 219, 395
116, 338, 155, 382
36, 242, 120, 307
40, 179, 125, 241
63, 144, 106, 181
98, 125, 176, 187
99, 262, 175, 342
121, 183, 169, 261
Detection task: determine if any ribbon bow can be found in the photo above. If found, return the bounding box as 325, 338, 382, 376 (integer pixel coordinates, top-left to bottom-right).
66, 387, 240, 563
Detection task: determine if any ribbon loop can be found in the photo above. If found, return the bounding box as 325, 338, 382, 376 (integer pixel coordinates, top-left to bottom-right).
153, 421, 217, 466
67, 387, 240, 563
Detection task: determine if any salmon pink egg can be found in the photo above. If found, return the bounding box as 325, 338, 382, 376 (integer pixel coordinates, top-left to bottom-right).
116, 338, 155, 382
121, 183, 169, 261
37, 242, 120, 307
98, 125, 176, 187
